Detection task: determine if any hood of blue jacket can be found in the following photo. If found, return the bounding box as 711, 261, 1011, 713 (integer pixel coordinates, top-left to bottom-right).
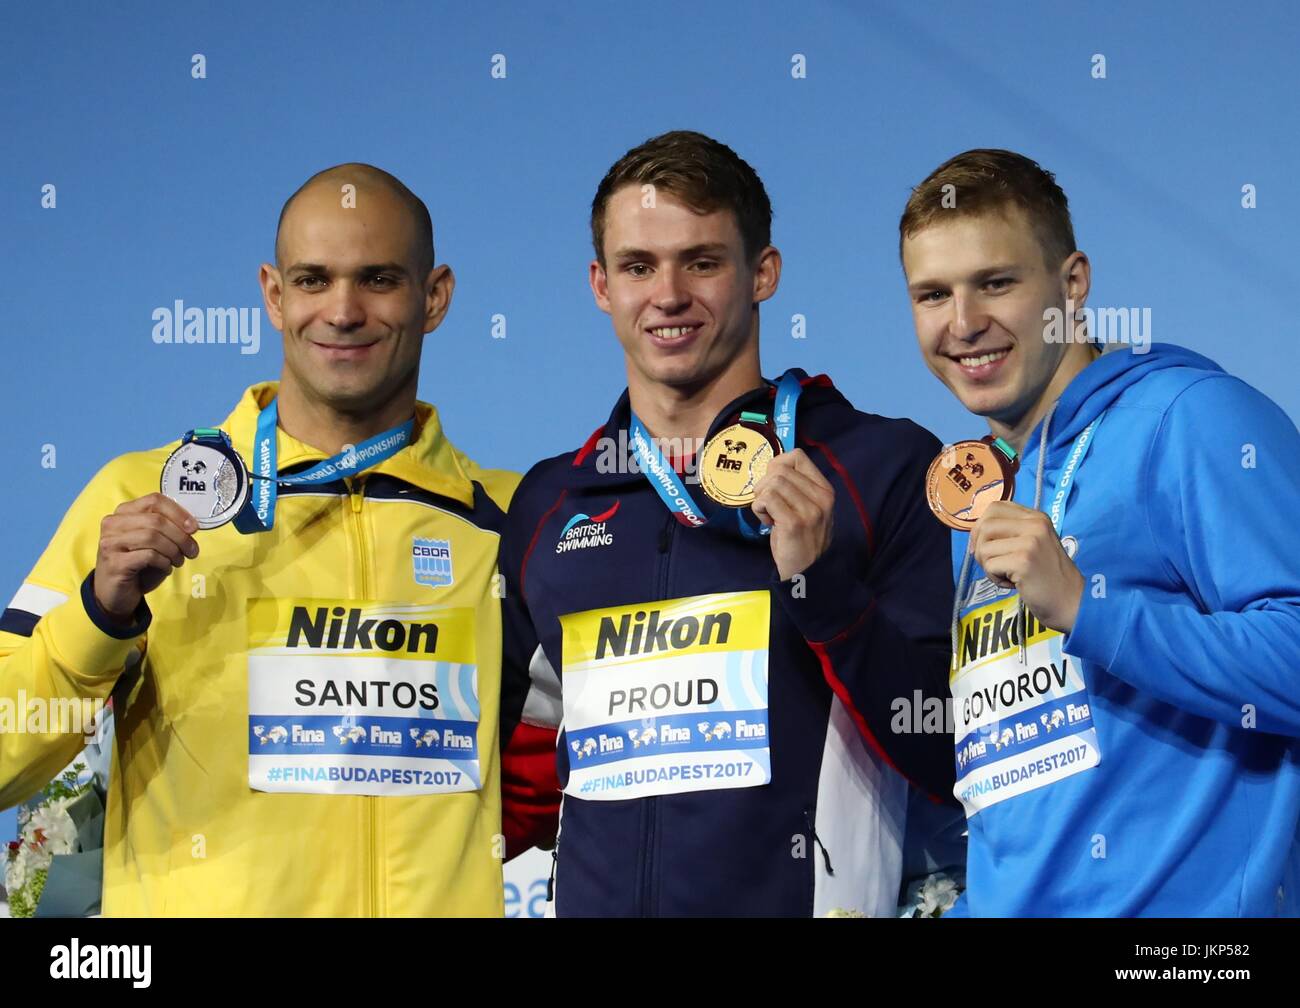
1021, 342, 1226, 472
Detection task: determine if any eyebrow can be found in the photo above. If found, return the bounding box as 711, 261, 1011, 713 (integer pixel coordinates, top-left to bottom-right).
907, 263, 1019, 292
611, 242, 731, 263
285, 261, 411, 276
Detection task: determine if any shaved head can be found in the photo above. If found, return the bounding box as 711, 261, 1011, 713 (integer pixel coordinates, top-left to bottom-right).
275, 163, 434, 277
259, 161, 455, 439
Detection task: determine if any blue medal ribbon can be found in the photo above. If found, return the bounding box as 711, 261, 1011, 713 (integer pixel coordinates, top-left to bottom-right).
1046, 413, 1104, 534
629, 370, 804, 541
187, 399, 415, 534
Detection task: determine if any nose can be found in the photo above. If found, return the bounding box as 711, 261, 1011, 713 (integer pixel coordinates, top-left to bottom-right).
325, 280, 366, 331
948, 288, 990, 343
650, 265, 690, 314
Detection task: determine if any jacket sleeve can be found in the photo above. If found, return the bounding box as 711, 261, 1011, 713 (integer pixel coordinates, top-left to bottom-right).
1064, 375, 1300, 736
0, 459, 150, 811
776, 422, 957, 802
497, 477, 561, 859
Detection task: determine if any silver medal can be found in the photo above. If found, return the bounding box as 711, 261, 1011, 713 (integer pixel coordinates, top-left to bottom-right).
159, 439, 249, 529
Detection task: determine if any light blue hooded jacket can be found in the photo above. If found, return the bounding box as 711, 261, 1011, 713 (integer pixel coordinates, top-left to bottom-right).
952, 343, 1300, 916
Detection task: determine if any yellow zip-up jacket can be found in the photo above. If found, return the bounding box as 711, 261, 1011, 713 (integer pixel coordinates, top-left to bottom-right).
0, 383, 519, 916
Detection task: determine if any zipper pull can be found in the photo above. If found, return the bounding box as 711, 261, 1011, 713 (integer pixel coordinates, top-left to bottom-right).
546, 847, 558, 902
803, 810, 835, 877
347, 476, 365, 513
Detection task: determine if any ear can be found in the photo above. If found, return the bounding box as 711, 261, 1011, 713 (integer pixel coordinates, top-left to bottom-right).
1061, 250, 1091, 312
259, 263, 285, 330
423, 264, 455, 333
751, 245, 782, 305
589, 259, 612, 315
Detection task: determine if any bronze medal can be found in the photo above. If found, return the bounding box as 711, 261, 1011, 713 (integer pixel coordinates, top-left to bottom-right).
699, 419, 781, 508
925, 436, 1019, 531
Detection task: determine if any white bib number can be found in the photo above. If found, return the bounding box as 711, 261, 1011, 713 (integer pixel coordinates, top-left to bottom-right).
560, 591, 771, 800
952, 593, 1100, 816
246, 598, 481, 796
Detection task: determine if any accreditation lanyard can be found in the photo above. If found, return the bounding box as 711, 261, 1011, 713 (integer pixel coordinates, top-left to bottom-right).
628, 370, 803, 541
233, 399, 415, 534
1044, 413, 1104, 535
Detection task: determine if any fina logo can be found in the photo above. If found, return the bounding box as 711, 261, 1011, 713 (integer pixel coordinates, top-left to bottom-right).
178, 458, 208, 492
412, 537, 453, 588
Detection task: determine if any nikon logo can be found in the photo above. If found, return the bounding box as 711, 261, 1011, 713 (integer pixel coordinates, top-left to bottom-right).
286, 605, 439, 653
961, 606, 1047, 665
595, 607, 731, 660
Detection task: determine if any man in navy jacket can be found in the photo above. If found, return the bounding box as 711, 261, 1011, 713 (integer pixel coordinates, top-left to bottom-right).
500, 131, 956, 916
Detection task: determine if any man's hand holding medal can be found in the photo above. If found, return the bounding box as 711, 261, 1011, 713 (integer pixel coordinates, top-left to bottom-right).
968, 500, 1085, 634
751, 449, 835, 583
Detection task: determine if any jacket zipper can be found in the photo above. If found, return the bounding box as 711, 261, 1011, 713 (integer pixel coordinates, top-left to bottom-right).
803, 809, 835, 876
640, 515, 676, 917
546, 791, 565, 908
346, 476, 379, 917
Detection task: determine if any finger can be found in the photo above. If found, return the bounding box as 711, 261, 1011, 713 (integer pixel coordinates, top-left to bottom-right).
755, 465, 833, 513
753, 480, 806, 526
971, 515, 1040, 549
784, 449, 834, 494
148, 493, 203, 536
976, 535, 1037, 563
768, 449, 833, 498
118, 493, 200, 535
114, 547, 182, 577
978, 500, 1039, 522
115, 510, 199, 559
107, 527, 187, 567
753, 481, 818, 529
978, 552, 1022, 589
753, 475, 822, 525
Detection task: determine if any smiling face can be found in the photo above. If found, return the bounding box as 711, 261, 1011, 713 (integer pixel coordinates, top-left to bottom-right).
261, 181, 451, 419
590, 185, 779, 398
902, 205, 1092, 436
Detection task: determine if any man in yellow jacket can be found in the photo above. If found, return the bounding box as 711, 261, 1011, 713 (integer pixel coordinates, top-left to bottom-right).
0, 164, 518, 915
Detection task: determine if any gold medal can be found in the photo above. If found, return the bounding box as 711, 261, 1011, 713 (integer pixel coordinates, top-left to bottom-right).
925, 436, 1019, 531
699, 420, 781, 508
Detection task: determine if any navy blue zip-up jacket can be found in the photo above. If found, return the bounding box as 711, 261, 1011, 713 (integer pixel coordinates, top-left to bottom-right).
500, 373, 955, 916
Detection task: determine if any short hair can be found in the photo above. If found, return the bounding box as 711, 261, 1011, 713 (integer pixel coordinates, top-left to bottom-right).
275, 163, 434, 276
590, 130, 773, 266
899, 149, 1077, 269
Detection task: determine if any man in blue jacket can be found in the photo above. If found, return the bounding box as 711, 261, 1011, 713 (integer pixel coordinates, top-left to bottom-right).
499, 131, 957, 916
900, 148, 1300, 916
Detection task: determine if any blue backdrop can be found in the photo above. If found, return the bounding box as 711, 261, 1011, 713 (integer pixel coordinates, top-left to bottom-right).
3, 0, 1297, 846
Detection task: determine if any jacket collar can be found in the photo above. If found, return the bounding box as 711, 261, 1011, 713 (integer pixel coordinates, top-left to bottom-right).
568, 369, 831, 491
220, 382, 477, 507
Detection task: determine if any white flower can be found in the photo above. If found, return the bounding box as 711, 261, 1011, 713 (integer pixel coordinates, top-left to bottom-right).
6, 795, 79, 895
898, 871, 963, 917
27, 797, 78, 856
6, 844, 31, 894
916, 875, 960, 916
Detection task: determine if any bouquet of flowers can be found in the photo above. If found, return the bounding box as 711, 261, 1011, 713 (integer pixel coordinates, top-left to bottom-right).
4, 761, 104, 918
